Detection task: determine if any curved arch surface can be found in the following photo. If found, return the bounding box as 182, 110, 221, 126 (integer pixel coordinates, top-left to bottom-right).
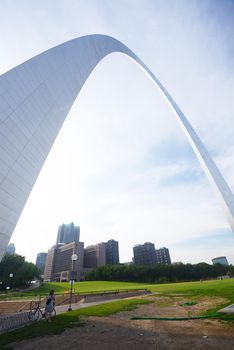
0, 34, 233, 260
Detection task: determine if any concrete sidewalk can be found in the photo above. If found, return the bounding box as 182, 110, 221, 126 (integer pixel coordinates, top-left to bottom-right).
55, 289, 150, 314
0, 290, 150, 333
55, 298, 122, 314
0, 298, 123, 334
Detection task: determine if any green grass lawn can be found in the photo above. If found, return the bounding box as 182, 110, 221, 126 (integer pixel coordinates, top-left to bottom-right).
0, 279, 234, 348
148, 278, 234, 315
1, 279, 234, 304
149, 278, 234, 303
34, 280, 151, 295
0, 298, 151, 349
0, 281, 153, 299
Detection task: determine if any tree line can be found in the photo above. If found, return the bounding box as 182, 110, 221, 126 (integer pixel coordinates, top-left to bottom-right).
85, 262, 234, 283
0, 254, 40, 291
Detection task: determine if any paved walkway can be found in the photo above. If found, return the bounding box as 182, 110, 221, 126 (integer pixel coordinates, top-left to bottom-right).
55, 298, 122, 314
55, 289, 150, 314
0, 298, 124, 334
0, 290, 150, 333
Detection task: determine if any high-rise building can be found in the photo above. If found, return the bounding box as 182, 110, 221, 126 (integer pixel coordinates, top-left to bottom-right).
44, 241, 84, 282
212, 256, 229, 266
6, 243, 15, 255
133, 242, 157, 266
44, 246, 57, 282
56, 222, 80, 244
105, 239, 119, 265
156, 247, 171, 265
36, 252, 47, 273
84, 243, 106, 268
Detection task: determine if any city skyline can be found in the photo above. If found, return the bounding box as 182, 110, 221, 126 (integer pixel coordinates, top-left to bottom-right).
1, 1, 234, 264
9, 225, 229, 266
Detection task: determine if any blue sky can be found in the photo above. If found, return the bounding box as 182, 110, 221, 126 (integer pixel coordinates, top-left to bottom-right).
0, 0, 234, 264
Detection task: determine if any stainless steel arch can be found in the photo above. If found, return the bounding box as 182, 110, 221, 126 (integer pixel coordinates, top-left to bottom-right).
0, 34, 233, 260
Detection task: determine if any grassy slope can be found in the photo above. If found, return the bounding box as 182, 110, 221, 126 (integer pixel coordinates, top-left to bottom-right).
1, 279, 234, 303
149, 278, 234, 316
0, 281, 152, 299
149, 278, 234, 302
1, 279, 234, 347
35, 280, 151, 295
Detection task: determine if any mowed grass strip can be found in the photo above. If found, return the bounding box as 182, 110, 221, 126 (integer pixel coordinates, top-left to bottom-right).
1, 279, 234, 306
35, 281, 151, 295
0, 298, 151, 348
74, 298, 152, 317
0, 281, 152, 299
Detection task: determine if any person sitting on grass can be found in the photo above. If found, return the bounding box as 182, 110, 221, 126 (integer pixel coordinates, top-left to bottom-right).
44, 289, 55, 321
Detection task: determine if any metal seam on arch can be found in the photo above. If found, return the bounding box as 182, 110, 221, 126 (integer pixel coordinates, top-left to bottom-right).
0, 34, 233, 260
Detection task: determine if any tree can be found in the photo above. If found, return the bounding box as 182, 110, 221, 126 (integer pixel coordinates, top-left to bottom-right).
85, 262, 230, 284
0, 254, 40, 291
227, 264, 234, 277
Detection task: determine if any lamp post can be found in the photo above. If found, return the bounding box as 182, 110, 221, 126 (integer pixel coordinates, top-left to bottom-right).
6, 273, 13, 293
9, 273, 13, 289
68, 253, 77, 311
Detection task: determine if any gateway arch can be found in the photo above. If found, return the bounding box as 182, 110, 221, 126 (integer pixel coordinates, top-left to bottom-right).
0, 34, 234, 260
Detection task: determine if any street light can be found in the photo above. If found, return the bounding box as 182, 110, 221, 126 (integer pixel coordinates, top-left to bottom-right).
68, 253, 77, 311
6, 273, 13, 293
9, 273, 13, 290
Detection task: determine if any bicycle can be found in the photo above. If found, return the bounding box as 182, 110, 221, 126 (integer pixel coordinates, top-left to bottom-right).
28, 296, 56, 321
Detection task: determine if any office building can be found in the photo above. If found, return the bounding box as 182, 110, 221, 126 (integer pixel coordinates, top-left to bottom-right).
84, 243, 106, 268
105, 239, 119, 265
156, 247, 171, 265
44, 246, 57, 282
212, 256, 229, 266
56, 222, 80, 244
44, 241, 84, 282
133, 242, 158, 266
35, 252, 47, 273
6, 243, 15, 255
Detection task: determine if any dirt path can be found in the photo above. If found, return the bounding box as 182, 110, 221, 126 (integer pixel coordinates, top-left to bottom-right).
9, 295, 234, 349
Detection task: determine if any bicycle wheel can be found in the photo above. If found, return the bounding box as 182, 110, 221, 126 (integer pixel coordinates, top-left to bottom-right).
28, 308, 39, 321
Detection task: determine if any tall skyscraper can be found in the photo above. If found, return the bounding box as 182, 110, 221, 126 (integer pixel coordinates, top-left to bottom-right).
156, 247, 171, 265
133, 242, 157, 266
56, 222, 80, 244
36, 252, 47, 273
105, 239, 119, 265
